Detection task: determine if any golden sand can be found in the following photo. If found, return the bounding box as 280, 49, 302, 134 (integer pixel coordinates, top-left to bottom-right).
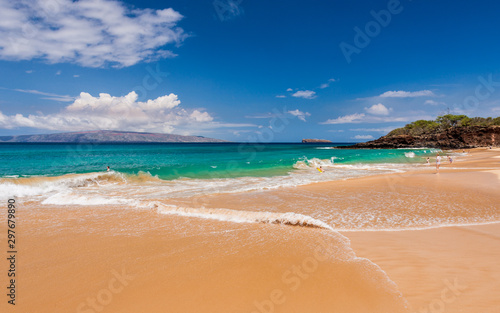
0, 148, 499, 313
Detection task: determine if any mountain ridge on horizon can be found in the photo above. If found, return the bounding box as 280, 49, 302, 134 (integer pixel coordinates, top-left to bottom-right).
0, 130, 229, 143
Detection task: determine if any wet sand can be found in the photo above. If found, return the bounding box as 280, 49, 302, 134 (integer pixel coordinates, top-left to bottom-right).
0, 206, 408, 313
163, 147, 500, 312
344, 148, 500, 313
1, 148, 499, 312
347, 223, 500, 313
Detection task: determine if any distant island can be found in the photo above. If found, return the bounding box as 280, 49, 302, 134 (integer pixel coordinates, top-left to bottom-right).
302, 139, 332, 143
0, 130, 228, 143
352, 114, 500, 149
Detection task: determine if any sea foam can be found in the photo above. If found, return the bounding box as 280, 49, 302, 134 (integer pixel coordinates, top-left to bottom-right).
156, 204, 334, 230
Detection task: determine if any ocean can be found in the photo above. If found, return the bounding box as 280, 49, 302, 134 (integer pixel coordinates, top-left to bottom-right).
0, 142, 437, 199
3, 142, 479, 232
0, 142, 438, 178
3, 143, 498, 313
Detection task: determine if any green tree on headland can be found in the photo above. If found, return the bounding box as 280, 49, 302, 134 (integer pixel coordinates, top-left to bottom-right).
388, 115, 500, 137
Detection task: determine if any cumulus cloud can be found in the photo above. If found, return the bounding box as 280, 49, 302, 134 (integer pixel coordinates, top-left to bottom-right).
292, 90, 316, 99
0, 91, 217, 133
287, 109, 311, 122
379, 90, 435, 98
353, 135, 374, 140
0, 0, 187, 68
365, 103, 390, 116
320, 113, 365, 124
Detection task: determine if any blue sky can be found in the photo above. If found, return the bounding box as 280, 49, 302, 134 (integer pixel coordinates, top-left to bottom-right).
0, 0, 499, 142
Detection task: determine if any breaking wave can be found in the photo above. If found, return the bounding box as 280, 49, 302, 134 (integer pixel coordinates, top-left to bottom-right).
156, 204, 334, 230
1, 161, 414, 201
293, 157, 335, 169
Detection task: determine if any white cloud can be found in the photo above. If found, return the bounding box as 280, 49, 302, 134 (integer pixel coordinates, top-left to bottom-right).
353, 135, 374, 140
365, 103, 390, 116
73, 75, 80, 78
287, 109, 311, 122
55, 70, 61, 75
245, 113, 276, 119
13, 88, 74, 102
292, 90, 316, 99
349, 127, 397, 133
370, 116, 420, 123
246, 109, 310, 122
320, 113, 365, 124
320, 78, 337, 89
379, 90, 435, 98
0, 0, 186, 68
424, 100, 445, 105
492, 107, 500, 112
286, 88, 293, 92
275, 95, 286, 98
0, 91, 217, 134
321, 112, 428, 125
189, 110, 213, 122
25, 70, 33, 74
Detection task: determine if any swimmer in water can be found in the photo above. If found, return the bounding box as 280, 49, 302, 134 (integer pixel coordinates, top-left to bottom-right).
436, 153, 441, 173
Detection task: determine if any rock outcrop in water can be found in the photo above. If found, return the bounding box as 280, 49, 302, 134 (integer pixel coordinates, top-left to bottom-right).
302, 139, 332, 143
0, 130, 228, 143
352, 126, 500, 149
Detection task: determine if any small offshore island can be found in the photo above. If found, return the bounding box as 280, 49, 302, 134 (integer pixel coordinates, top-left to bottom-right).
302, 138, 333, 143
351, 114, 500, 149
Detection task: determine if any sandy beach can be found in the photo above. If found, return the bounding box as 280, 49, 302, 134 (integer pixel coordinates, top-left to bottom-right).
2, 0, 500, 312
1, 148, 499, 313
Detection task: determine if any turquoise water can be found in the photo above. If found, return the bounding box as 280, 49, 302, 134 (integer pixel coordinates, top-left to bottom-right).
0, 143, 437, 179
5, 143, 490, 232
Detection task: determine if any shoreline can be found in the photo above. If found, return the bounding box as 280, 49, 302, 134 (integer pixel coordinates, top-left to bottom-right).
344, 223, 500, 313
335, 220, 500, 232
165, 147, 499, 232
337, 148, 500, 312
0, 147, 498, 313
